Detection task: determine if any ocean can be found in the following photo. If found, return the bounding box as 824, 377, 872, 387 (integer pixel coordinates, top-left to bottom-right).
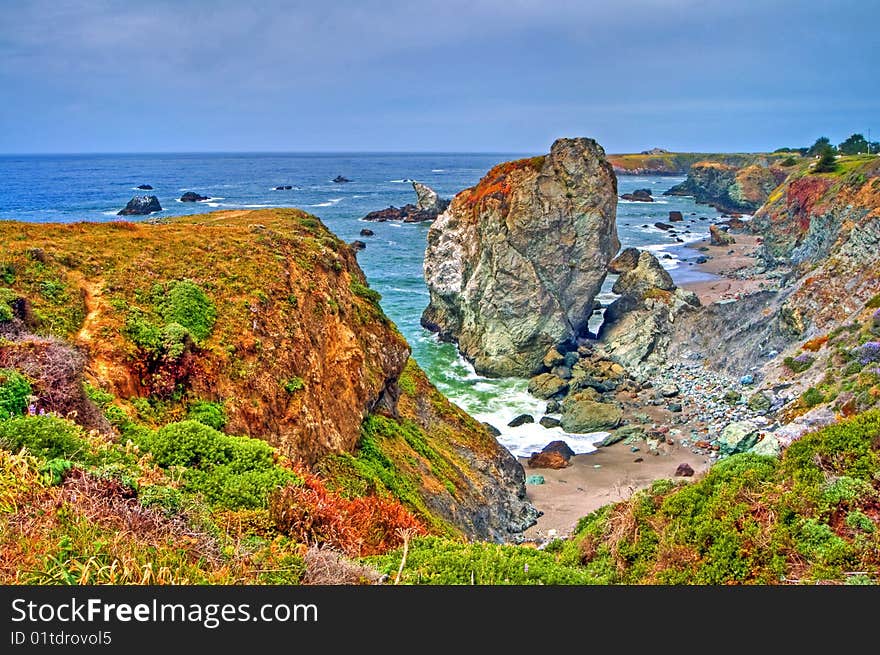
0, 152, 722, 456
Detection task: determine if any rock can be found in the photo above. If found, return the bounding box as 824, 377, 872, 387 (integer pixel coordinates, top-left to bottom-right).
709, 224, 735, 246
658, 383, 679, 398
674, 462, 695, 477
117, 195, 162, 216
654, 222, 674, 231
596, 425, 644, 447
413, 182, 450, 214
695, 256, 708, 264
608, 247, 641, 274
539, 416, 562, 429
667, 403, 682, 413
349, 240, 366, 251
508, 414, 535, 428
482, 422, 502, 437
274, 185, 293, 190
542, 347, 566, 369
749, 434, 782, 457
663, 162, 779, 214
333, 175, 350, 183
717, 421, 760, 455
542, 440, 575, 458
525, 475, 545, 485
550, 365, 572, 380
421, 137, 619, 376
620, 188, 654, 202
611, 251, 676, 300
560, 395, 623, 433
180, 191, 210, 202
668, 211, 684, 222
136, 184, 153, 190
359, 228, 375, 236
740, 374, 755, 385
527, 451, 570, 469
747, 392, 772, 413
528, 373, 569, 399
545, 400, 561, 414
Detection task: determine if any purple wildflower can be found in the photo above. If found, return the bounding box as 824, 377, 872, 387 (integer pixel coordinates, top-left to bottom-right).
856, 341, 880, 365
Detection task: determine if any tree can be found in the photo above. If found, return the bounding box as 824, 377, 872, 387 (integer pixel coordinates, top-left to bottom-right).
812, 145, 837, 173
807, 137, 832, 157
838, 133, 870, 155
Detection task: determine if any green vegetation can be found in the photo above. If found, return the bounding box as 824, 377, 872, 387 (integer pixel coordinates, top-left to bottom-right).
784, 354, 815, 373
0, 369, 32, 418
801, 387, 825, 408
154, 280, 217, 342
0, 415, 91, 462
187, 400, 228, 431
780, 156, 798, 167
282, 377, 305, 394
349, 279, 381, 304
838, 133, 878, 156
813, 146, 838, 174
141, 421, 298, 509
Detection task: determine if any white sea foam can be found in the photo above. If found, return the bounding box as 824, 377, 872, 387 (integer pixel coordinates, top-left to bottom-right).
431, 169, 446, 173
309, 198, 344, 208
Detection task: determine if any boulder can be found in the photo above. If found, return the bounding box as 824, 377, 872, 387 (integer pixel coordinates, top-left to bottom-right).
709, 224, 735, 246
668, 211, 684, 222
747, 392, 772, 413
541, 440, 575, 459
359, 228, 375, 236
180, 191, 210, 202
274, 185, 293, 190
611, 251, 676, 300
749, 434, 782, 457
560, 395, 623, 433
674, 462, 695, 477
528, 373, 569, 399
717, 421, 760, 455
136, 184, 153, 190
542, 346, 566, 369
596, 425, 644, 447
539, 416, 562, 429
117, 195, 162, 216
508, 414, 535, 428
333, 175, 351, 183
654, 222, 674, 231
413, 181, 450, 214
362, 182, 448, 223
482, 422, 502, 437
545, 400, 561, 413
608, 247, 641, 274
527, 451, 570, 469
349, 240, 366, 251
658, 383, 679, 398
421, 137, 619, 376
525, 475, 545, 485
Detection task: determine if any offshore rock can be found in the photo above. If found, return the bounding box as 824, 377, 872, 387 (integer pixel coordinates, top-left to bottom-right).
117, 195, 162, 216
421, 137, 619, 376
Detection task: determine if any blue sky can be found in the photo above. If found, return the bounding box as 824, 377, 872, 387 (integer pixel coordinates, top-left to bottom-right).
0, 0, 876, 153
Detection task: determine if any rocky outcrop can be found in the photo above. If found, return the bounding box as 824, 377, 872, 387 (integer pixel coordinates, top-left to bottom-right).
421, 137, 619, 377
362, 182, 449, 223
664, 162, 785, 213
709, 224, 735, 246
607, 152, 793, 177
117, 195, 162, 216
180, 191, 210, 202
620, 188, 653, 202
0, 209, 537, 542
136, 184, 153, 190
598, 251, 700, 374
333, 175, 350, 183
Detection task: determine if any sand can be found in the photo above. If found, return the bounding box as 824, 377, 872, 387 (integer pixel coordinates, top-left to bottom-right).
677, 232, 770, 304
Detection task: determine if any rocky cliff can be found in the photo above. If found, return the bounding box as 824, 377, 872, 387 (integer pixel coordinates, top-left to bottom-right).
421, 137, 619, 377
664, 161, 787, 213
0, 209, 534, 542
608, 151, 792, 176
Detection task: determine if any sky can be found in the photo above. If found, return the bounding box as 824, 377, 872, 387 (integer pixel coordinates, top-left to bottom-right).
0, 0, 877, 154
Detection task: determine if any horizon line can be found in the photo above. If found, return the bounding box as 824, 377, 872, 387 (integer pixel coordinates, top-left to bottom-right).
0, 148, 790, 157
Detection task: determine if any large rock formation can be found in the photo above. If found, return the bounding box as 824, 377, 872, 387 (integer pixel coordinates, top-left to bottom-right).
362, 181, 449, 223
664, 162, 786, 213
598, 251, 700, 374
421, 137, 619, 377
0, 209, 535, 542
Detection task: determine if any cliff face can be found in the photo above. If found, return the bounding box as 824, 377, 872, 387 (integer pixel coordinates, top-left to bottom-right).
750, 156, 880, 334
0, 209, 534, 541
421, 137, 619, 377
664, 161, 786, 213
608, 152, 792, 176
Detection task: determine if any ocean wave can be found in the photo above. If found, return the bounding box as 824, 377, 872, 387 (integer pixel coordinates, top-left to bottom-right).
309, 198, 344, 208
389, 179, 415, 183
388, 287, 429, 296
431, 169, 446, 173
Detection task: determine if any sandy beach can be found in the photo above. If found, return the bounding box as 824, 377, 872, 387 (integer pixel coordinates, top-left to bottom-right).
521, 225, 761, 541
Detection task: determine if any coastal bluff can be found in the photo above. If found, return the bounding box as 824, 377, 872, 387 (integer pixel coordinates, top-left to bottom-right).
421, 137, 619, 377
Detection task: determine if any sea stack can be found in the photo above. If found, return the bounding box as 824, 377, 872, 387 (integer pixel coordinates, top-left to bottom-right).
117, 195, 162, 216
421, 137, 619, 377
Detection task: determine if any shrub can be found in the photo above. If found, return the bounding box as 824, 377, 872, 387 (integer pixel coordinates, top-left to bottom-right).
283, 377, 305, 394
780, 156, 798, 167
187, 400, 228, 431
845, 510, 875, 533
0, 369, 32, 418
801, 387, 825, 408
350, 280, 381, 304
154, 280, 217, 342
144, 421, 297, 508
0, 415, 90, 461
854, 342, 880, 365
784, 354, 815, 373
139, 485, 184, 514
812, 146, 838, 174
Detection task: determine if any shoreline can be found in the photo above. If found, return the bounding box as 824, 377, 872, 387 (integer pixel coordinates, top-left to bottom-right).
521, 221, 763, 541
